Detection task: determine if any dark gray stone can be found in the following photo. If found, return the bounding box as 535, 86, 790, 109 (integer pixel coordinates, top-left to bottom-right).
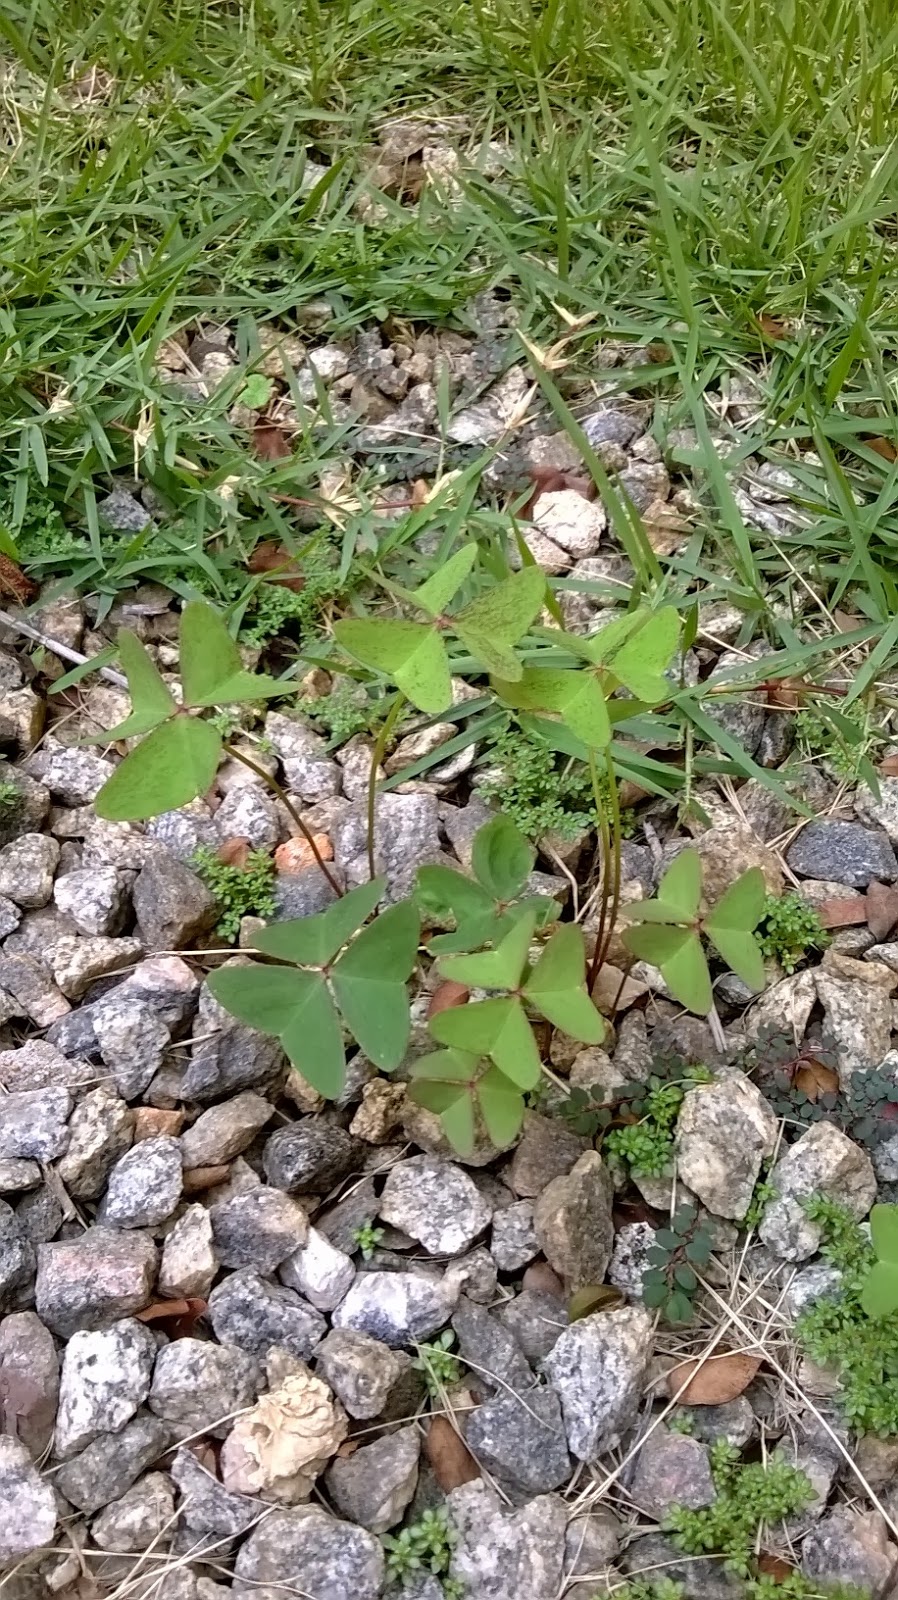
210, 1187, 308, 1272
148, 1338, 260, 1437
273, 865, 344, 921
170, 1445, 261, 1540
99, 488, 151, 532
99, 1135, 183, 1228
54, 1413, 171, 1514
0, 1087, 71, 1161
452, 1296, 533, 1392
0, 1200, 35, 1308
132, 854, 217, 949
234, 1506, 384, 1600
314, 1327, 420, 1421
324, 1424, 420, 1532
497, 1289, 568, 1367
786, 820, 898, 887
183, 977, 287, 1102
15, 1186, 64, 1247
464, 1383, 571, 1498
263, 1122, 359, 1193
207, 1268, 327, 1361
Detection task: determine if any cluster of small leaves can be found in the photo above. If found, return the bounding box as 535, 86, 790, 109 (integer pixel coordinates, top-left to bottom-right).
622, 850, 767, 1014
795, 1198, 898, 1434
412, 1330, 462, 1397
605, 1078, 689, 1178
642, 1202, 715, 1324
756, 892, 828, 974
382, 1507, 460, 1594
192, 845, 277, 942
620, 1574, 864, 1600
477, 724, 595, 841
664, 1440, 814, 1578
743, 1168, 776, 1231
296, 682, 377, 747
0, 776, 21, 815
795, 707, 873, 783
754, 1029, 898, 1150
351, 1220, 384, 1261
409, 815, 604, 1156
618, 1581, 685, 1600
552, 1051, 709, 1142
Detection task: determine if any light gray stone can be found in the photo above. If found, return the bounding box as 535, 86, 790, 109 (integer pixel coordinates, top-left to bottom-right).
0, 832, 59, 907
279, 1226, 356, 1312
324, 1423, 419, 1532
90, 1471, 174, 1552
0, 1086, 71, 1161
51, 933, 144, 1000
314, 1328, 417, 1420
93, 994, 171, 1100
675, 1070, 778, 1220
53, 866, 127, 935
100, 1135, 183, 1228
490, 1200, 540, 1273
760, 1122, 877, 1261
264, 711, 342, 802
57, 1085, 134, 1200
56, 1319, 157, 1458
0, 1433, 57, 1563
36, 1227, 157, 1337
149, 1338, 260, 1436
542, 1305, 654, 1460
333, 1270, 459, 1348
54, 1412, 171, 1514
378, 1155, 492, 1256
816, 969, 893, 1081
158, 1204, 218, 1299
333, 791, 443, 901
211, 784, 280, 849
234, 1505, 384, 1600
447, 1479, 566, 1600
24, 741, 115, 805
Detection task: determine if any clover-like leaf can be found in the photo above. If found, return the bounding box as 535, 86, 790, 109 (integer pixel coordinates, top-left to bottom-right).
871, 1203, 898, 1263
429, 995, 541, 1089
94, 716, 222, 821
407, 1048, 480, 1158
522, 924, 605, 1043
860, 1214, 898, 1317
331, 901, 420, 1071
471, 814, 534, 901
84, 629, 175, 743
622, 923, 712, 1014
704, 866, 767, 992
476, 1065, 525, 1147
410, 544, 478, 618
206, 963, 345, 1098
658, 849, 703, 919
492, 667, 611, 749
252, 878, 386, 966
334, 618, 451, 713
437, 908, 535, 991
179, 601, 284, 706
587, 607, 680, 703
452, 566, 545, 680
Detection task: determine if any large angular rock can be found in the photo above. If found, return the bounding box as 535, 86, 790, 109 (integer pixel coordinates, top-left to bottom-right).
508, 1113, 589, 1197
210, 1187, 308, 1272
816, 965, 894, 1082
90, 1471, 174, 1553
208, 1269, 327, 1361
333, 1270, 459, 1348
54, 1412, 171, 1514
158, 1204, 218, 1300
99, 1135, 183, 1228
170, 1445, 260, 1542
532, 1151, 614, 1289
542, 1305, 653, 1460
53, 865, 128, 936
378, 1155, 492, 1256
132, 853, 217, 949
183, 973, 287, 1102
333, 792, 442, 901
314, 1328, 419, 1420
0, 1086, 71, 1161
324, 1424, 419, 1532
264, 711, 342, 803
447, 1479, 566, 1600
263, 1121, 358, 1193
51, 933, 143, 1000
233, 1505, 384, 1600
464, 1383, 571, 1498
628, 1426, 717, 1517
802, 1507, 898, 1596
675, 1070, 778, 1220
0, 1200, 35, 1307
0, 1311, 58, 1458
760, 1122, 877, 1261
786, 821, 898, 887
148, 1338, 260, 1436
180, 1091, 273, 1168
56, 1318, 157, 1457
36, 1227, 157, 1337
0, 1433, 57, 1563
92, 993, 171, 1100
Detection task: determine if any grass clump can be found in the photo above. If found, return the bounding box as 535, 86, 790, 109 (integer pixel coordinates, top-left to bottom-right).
795, 1196, 898, 1435
757, 893, 828, 974
412, 1330, 462, 1397
192, 845, 277, 943
664, 1440, 814, 1578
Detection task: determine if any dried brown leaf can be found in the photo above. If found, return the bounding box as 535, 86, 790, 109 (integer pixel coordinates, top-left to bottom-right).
881, 755, 898, 778
757, 313, 789, 340
666, 1352, 761, 1405
794, 1059, 840, 1101
0, 555, 37, 606
866, 436, 898, 463
247, 540, 304, 592
428, 980, 470, 1019
756, 1555, 795, 1581
866, 880, 898, 942
253, 422, 292, 462
217, 837, 251, 870
425, 1415, 481, 1491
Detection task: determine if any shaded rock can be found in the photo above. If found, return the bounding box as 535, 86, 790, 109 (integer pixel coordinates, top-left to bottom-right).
0, 1201, 36, 1307
490, 1199, 540, 1273
211, 785, 280, 849
325, 1423, 419, 1532
264, 711, 342, 802
93, 994, 171, 1100
464, 1382, 570, 1499
508, 1113, 590, 1198
149, 1338, 260, 1436
279, 1226, 356, 1312
0, 1311, 58, 1458
99, 1135, 183, 1228
315, 1176, 378, 1256
14, 1186, 63, 1248
628, 1425, 717, 1517
90, 1471, 174, 1552
0, 1087, 71, 1162
856, 777, 898, 844
497, 1288, 567, 1367
56, 1317, 156, 1457
180, 1091, 273, 1168
802, 1507, 897, 1596
208, 1268, 327, 1361
233, 1505, 384, 1600
272, 864, 343, 921
211, 1187, 308, 1271
453, 1296, 533, 1392
158, 1203, 218, 1300
0, 1433, 57, 1564
170, 1445, 260, 1542
184, 975, 287, 1102
57, 1084, 134, 1200
36, 1227, 157, 1337
53, 865, 127, 935
542, 1305, 653, 1460
133, 854, 217, 949
54, 1412, 171, 1514
0, 951, 70, 1026
621, 1531, 744, 1600
263, 1121, 358, 1193
447, 1479, 566, 1600
760, 1122, 877, 1261
0, 832, 59, 908
675, 1070, 778, 1220
378, 1155, 492, 1256
679, 1397, 756, 1450
314, 1327, 419, 1420
816, 967, 894, 1081
333, 1270, 459, 1348
533, 1150, 614, 1289
563, 1509, 621, 1598
787, 821, 898, 887
0, 1158, 39, 1193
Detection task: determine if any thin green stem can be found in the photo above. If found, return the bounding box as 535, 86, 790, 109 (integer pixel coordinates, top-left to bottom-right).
367, 692, 406, 881
586, 750, 613, 994
224, 740, 344, 898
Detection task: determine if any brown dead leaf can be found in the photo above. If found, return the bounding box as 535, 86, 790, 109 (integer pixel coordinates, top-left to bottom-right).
766, 676, 805, 709
834, 608, 865, 633
667, 1352, 761, 1405
756, 1555, 795, 1582
866, 436, 898, 463
425, 1416, 481, 1491
182, 1163, 231, 1193
217, 837, 251, 870
881, 754, 898, 777
136, 1298, 207, 1339
0, 555, 37, 606
428, 980, 470, 1019
866, 880, 898, 942
247, 540, 304, 592
757, 313, 789, 340
522, 1261, 565, 1297
794, 1059, 840, 1101
816, 895, 868, 930
253, 422, 292, 462
568, 1285, 623, 1322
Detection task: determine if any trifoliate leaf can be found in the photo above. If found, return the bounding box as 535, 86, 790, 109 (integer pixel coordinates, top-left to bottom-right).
411, 545, 478, 618
94, 716, 221, 821
179, 601, 284, 706
471, 814, 534, 901
587, 606, 680, 703
705, 924, 765, 992
492, 667, 611, 749
429, 995, 541, 1089
331, 901, 420, 1070
453, 566, 545, 680
239, 373, 273, 409
437, 908, 536, 991
870, 1203, 898, 1265
476, 1066, 524, 1147
861, 1259, 898, 1318
657, 849, 703, 919
252, 878, 386, 966
84, 629, 175, 742
522, 924, 605, 1043
705, 867, 767, 933
334, 618, 451, 713
207, 963, 345, 1098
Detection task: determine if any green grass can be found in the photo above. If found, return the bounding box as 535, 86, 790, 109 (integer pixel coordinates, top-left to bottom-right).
4, 0, 898, 795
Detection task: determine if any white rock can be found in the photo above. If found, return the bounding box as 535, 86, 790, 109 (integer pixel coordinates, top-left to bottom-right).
378, 1155, 492, 1256
532, 488, 606, 558
0, 1433, 57, 1561
675, 1070, 778, 1220
760, 1122, 877, 1261
542, 1305, 653, 1460
56, 1318, 157, 1457
279, 1227, 356, 1312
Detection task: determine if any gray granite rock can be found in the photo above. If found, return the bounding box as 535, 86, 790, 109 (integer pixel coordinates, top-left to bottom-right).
207, 1268, 327, 1361
0, 1433, 57, 1563
0, 1158, 39, 1193
54, 1412, 171, 1514
786, 820, 898, 886
0, 832, 59, 908
51, 933, 143, 1000
57, 1084, 134, 1200
0, 1311, 58, 1458
14, 1186, 63, 1248
760, 1122, 877, 1261
490, 1199, 540, 1273
25, 741, 114, 805
447, 1479, 566, 1600
508, 1113, 590, 1197
263, 1121, 358, 1192
333, 1270, 459, 1348
628, 1426, 717, 1517
378, 1155, 492, 1256
0, 1200, 35, 1308
99, 487, 151, 531
802, 1506, 897, 1596
56, 1317, 157, 1457
497, 1288, 567, 1367
210, 784, 280, 849
542, 1305, 654, 1460
53, 865, 128, 935
325, 1423, 420, 1532
36, 1227, 157, 1337
0, 948, 70, 1025
170, 1445, 260, 1542
621, 1532, 744, 1600
149, 1338, 260, 1437
90, 1470, 174, 1552
180, 1091, 273, 1167
133, 854, 217, 949
264, 711, 343, 803
279, 1226, 356, 1312
99, 1135, 183, 1228
333, 792, 442, 901
0, 1086, 71, 1161
675, 1070, 778, 1220
158, 1203, 218, 1300
464, 1381, 571, 1499
93, 993, 171, 1100
183, 976, 287, 1102
272, 863, 344, 920
210, 1187, 308, 1271
314, 1327, 418, 1420
533, 1150, 614, 1289
234, 1505, 384, 1600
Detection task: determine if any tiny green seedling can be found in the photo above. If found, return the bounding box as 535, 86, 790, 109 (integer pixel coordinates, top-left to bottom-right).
413, 1330, 462, 1395
352, 1220, 384, 1261
622, 849, 767, 1013
860, 1203, 898, 1317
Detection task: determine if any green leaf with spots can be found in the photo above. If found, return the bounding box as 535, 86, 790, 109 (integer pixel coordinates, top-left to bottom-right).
586, 607, 680, 703
94, 716, 221, 821
410, 544, 478, 617
334, 618, 451, 713
492, 667, 611, 749
657, 849, 703, 919
453, 566, 545, 680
